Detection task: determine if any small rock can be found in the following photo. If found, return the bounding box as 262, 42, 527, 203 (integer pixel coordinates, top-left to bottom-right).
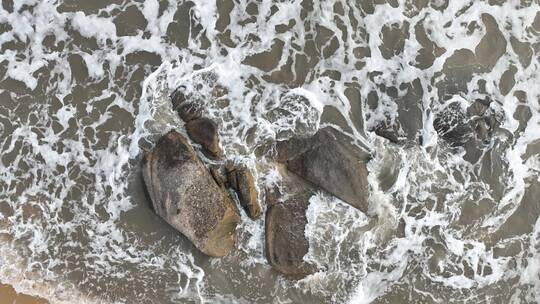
433, 102, 473, 146
171, 89, 203, 122
467, 99, 489, 117
226, 165, 261, 219
434, 99, 502, 146
185, 117, 221, 157
276, 127, 371, 213
142, 130, 240, 257
265, 93, 321, 140
371, 121, 401, 144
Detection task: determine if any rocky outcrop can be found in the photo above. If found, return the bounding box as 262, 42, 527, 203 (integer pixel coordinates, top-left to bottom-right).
142, 130, 240, 257
265, 166, 317, 279
276, 127, 371, 213
226, 164, 261, 219
156, 86, 376, 279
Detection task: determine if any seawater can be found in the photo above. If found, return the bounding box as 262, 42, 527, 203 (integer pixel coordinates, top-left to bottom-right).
0, 0, 539, 303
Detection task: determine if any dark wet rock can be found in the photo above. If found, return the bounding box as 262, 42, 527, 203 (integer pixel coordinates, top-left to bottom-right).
371, 122, 401, 144
434, 99, 502, 146
276, 127, 371, 213
226, 164, 261, 219
171, 89, 203, 122
433, 102, 473, 146
475, 14, 507, 71
265, 93, 320, 140
185, 117, 221, 157
170, 72, 229, 122
142, 130, 240, 257
265, 166, 317, 279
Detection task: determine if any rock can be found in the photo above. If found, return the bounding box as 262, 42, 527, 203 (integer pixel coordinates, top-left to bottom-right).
434, 98, 502, 146
433, 102, 473, 146
226, 165, 261, 219
185, 117, 221, 157
142, 130, 240, 257
209, 165, 228, 188
372, 123, 400, 144
171, 89, 203, 122
276, 127, 371, 213
265, 165, 317, 278
265, 93, 321, 141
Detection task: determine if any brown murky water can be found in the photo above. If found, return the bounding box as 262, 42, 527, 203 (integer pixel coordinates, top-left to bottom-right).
0, 0, 539, 303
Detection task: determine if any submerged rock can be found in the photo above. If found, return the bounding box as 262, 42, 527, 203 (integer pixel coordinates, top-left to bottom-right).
265, 166, 317, 278
265, 92, 321, 140
433, 102, 473, 146
226, 164, 261, 219
171, 89, 203, 122
185, 117, 221, 157
142, 130, 240, 257
276, 127, 371, 213
433, 98, 502, 146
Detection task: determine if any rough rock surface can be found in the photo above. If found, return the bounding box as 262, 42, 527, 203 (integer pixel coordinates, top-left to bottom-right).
226, 165, 261, 219
276, 127, 371, 213
434, 99, 501, 147
185, 117, 221, 157
142, 130, 240, 257
265, 165, 317, 279
171, 89, 203, 122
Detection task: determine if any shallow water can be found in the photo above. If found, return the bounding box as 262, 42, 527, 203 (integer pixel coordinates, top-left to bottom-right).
0, 0, 539, 303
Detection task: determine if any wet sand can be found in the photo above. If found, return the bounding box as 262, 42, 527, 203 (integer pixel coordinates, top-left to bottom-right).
0, 283, 48, 304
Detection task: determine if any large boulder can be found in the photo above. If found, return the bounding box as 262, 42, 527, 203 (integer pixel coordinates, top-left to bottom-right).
226, 164, 261, 219
142, 130, 240, 257
276, 127, 371, 213
265, 165, 317, 279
